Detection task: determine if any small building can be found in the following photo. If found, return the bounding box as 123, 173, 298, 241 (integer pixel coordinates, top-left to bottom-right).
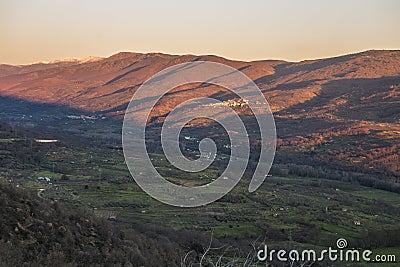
37, 177, 51, 183
108, 215, 117, 221
354, 220, 361, 226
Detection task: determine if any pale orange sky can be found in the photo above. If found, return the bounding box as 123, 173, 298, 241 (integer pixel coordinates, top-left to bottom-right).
1, 0, 399, 65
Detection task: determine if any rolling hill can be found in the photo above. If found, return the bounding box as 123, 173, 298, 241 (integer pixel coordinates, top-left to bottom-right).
0, 50, 399, 177
0, 50, 399, 121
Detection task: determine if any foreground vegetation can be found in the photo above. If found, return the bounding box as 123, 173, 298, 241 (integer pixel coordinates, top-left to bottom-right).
1, 121, 399, 266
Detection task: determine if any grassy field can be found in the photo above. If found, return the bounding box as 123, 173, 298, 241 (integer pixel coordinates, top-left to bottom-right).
20, 144, 399, 250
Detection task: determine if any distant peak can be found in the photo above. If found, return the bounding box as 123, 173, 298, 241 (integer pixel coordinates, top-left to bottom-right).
49, 56, 103, 64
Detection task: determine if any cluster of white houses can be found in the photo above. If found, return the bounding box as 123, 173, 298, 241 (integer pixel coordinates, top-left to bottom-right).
204, 99, 249, 108
67, 115, 107, 120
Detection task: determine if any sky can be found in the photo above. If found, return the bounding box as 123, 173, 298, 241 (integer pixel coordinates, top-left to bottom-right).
0, 0, 399, 64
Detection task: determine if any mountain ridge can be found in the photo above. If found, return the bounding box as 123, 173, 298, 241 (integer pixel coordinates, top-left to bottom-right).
0, 50, 399, 132
1, 49, 399, 121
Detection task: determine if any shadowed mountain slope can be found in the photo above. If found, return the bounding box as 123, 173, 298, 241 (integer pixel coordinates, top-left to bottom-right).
0, 50, 399, 123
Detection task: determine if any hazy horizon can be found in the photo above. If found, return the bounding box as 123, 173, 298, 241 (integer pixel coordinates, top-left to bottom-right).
3, 48, 400, 66
1, 0, 399, 65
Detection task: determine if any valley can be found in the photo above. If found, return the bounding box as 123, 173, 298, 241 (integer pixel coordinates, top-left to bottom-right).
0, 50, 399, 266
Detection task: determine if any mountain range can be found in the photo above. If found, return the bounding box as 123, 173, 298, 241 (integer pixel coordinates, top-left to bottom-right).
0, 50, 399, 177
0, 50, 398, 119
